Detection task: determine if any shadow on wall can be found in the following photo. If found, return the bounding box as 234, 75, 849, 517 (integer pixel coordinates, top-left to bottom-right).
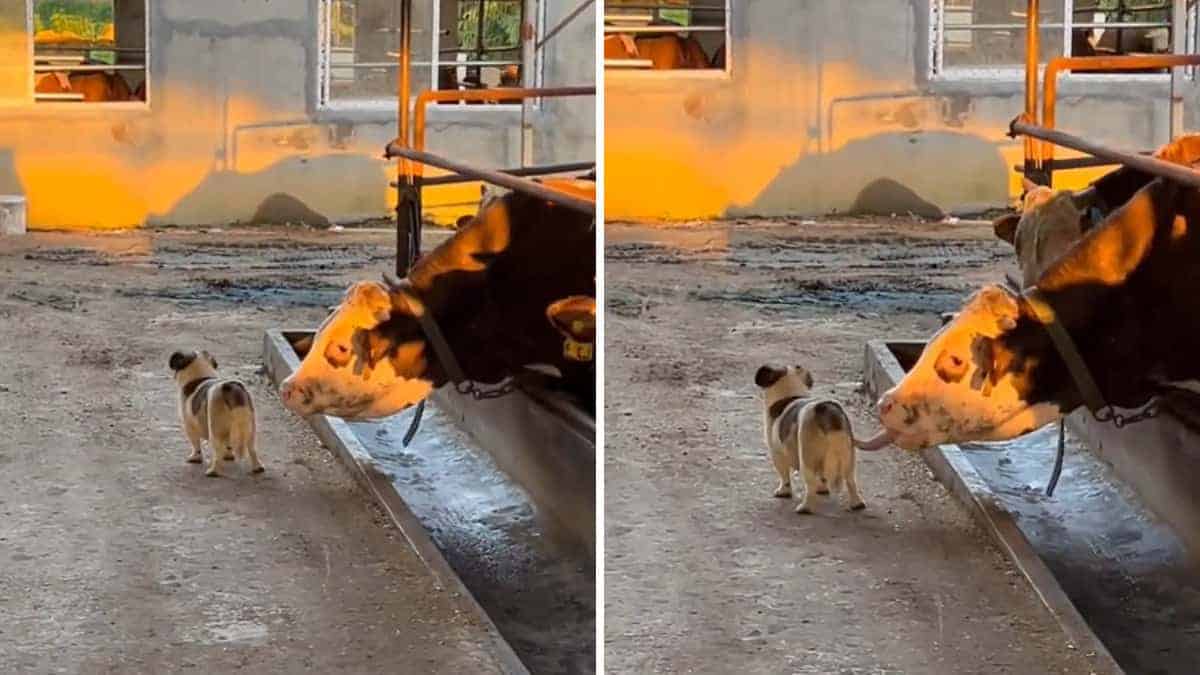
149, 153, 389, 227
727, 131, 1009, 219
0, 148, 23, 196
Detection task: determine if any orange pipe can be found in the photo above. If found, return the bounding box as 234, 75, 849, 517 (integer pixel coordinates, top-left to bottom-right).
409, 86, 594, 177
1041, 54, 1200, 167
1025, 0, 1040, 168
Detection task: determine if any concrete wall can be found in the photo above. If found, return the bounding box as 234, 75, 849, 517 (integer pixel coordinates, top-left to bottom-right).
0, 0, 594, 230
605, 0, 1200, 221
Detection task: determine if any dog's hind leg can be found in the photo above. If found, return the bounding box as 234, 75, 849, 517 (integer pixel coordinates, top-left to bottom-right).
206, 429, 226, 478
795, 467, 822, 514
245, 431, 264, 474
185, 424, 203, 464
770, 448, 792, 498
844, 461, 866, 511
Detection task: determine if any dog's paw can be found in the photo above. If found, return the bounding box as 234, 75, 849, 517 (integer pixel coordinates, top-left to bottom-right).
848, 501, 866, 511
816, 487, 830, 495
186, 455, 202, 464
795, 503, 814, 515
251, 465, 266, 474
223, 454, 236, 461
205, 468, 220, 478
773, 484, 792, 498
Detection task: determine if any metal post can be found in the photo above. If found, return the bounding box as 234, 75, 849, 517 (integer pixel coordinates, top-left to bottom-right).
1172, 0, 1187, 140
1024, 0, 1049, 186
396, 0, 419, 278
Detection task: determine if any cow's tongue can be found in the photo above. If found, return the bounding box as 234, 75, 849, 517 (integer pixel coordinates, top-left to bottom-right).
854, 428, 894, 451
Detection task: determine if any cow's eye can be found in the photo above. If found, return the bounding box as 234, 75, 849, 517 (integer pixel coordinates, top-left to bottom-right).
950, 356, 963, 368
337, 344, 349, 355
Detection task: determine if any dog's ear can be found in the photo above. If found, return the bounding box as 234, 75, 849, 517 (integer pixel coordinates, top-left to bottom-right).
201, 350, 218, 369
169, 351, 195, 372
754, 365, 784, 388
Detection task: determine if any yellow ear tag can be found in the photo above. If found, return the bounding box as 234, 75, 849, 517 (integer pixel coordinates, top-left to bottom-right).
564, 338, 593, 362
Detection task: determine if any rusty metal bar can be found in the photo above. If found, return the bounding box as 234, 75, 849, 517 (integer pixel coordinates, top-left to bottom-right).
1041, 54, 1200, 167
406, 162, 595, 187
384, 145, 596, 215
396, 0, 418, 278
1010, 119, 1200, 189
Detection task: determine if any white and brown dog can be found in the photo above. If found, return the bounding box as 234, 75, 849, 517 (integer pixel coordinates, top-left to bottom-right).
169, 350, 262, 477
754, 364, 866, 514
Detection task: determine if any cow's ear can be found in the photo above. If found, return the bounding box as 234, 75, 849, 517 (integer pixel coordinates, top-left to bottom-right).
993, 212, 1020, 245
547, 296, 596, 342
347, 282, 393, 326
755, 365, 784, 388
1070, 185, 1098, 212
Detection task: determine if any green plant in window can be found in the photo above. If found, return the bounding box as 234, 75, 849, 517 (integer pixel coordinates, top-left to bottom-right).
34, 0, 114, 41
457, 1, 522, 54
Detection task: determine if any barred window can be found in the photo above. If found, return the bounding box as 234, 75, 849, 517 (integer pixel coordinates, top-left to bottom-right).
932, 0, 1180, 79
603, 1, 729, 72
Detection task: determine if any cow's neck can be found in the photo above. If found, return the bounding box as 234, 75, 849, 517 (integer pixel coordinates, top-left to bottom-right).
1022, 178, 1200, 410
401, 191, 593, 385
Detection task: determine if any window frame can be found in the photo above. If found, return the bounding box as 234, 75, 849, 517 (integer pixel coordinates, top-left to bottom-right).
316, 0, 543, 113
602, 0, 732, 80
25, 0, 150, 110
929, 0, 1181, 83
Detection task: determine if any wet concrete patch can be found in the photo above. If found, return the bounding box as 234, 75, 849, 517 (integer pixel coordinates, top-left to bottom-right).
348, 404, 594, 675
692, 278, 963, 314
960, 427, 1200, 673
116, 278, 344, 308
19, 242, 389, 273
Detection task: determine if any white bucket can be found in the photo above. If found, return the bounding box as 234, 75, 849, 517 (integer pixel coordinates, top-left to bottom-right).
0, 195, 26, 235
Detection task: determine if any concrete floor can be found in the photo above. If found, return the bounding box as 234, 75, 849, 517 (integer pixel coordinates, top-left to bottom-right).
604, 218, 1101, 674
0, 228, 512, 674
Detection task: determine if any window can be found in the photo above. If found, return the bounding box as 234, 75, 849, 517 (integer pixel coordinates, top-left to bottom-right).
317, 0, 537, 109
30, 0, 148, 104
932, 0, 1179, 79
603, 0, 729, 72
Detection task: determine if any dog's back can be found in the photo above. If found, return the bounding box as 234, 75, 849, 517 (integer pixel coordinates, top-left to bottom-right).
798, 400, 854, 489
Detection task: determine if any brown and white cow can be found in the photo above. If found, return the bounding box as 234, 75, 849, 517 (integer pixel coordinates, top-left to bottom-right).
35, 71, 138, 102
604, 33, 709, 69
868, 135, 1200, 451
279, 180, 596, 420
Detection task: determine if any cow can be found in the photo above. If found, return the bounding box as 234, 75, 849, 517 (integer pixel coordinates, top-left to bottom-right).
279, 180, 596, 420
994, 137, 1200, 287
35, 71, 136, 102
866, 134, 1200, 451
604, 33, 709, 69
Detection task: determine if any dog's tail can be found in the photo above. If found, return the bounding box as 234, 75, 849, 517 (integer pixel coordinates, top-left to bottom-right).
219, 381, 251, 409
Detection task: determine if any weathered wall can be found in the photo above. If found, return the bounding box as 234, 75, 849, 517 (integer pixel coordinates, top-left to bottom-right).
0, 0, 594, 230
605, 0, 1200, 221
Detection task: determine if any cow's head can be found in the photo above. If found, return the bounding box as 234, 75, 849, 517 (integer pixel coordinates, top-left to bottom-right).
875, 284, 1063, 450
279, 281, 438, 420
994, 177, 1097, 287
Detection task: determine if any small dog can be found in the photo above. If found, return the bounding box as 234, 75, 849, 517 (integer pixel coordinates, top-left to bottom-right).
169, 350, 262, 477
754, 364, 865, 513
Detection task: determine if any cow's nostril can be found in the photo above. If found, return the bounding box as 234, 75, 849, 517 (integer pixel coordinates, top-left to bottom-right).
879, 397, 894, 416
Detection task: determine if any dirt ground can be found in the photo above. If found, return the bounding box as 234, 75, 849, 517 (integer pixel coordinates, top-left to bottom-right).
0, 227, 515, 674
604, 218, 1102, 674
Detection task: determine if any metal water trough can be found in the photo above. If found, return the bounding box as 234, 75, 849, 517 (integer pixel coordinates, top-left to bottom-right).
263, 329, 595, 674
865, 340, 1200, 674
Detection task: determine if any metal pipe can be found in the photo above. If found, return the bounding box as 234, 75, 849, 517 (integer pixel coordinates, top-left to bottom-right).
411, 161, 595, 186
1042, 54, 1200, 165
411, 86, 595, 176
382, 146, 596, 215
537, 0, 596, 51
1025, 0, 1041, 177
397, 0, 416, 277
1009, 119, 1200, 189
1171, 0, 1187, 139
938, 21, 1170, 30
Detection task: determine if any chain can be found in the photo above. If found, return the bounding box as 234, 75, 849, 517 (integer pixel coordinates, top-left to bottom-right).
456, 378, 519, 400
1094, 399, 1160, 429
